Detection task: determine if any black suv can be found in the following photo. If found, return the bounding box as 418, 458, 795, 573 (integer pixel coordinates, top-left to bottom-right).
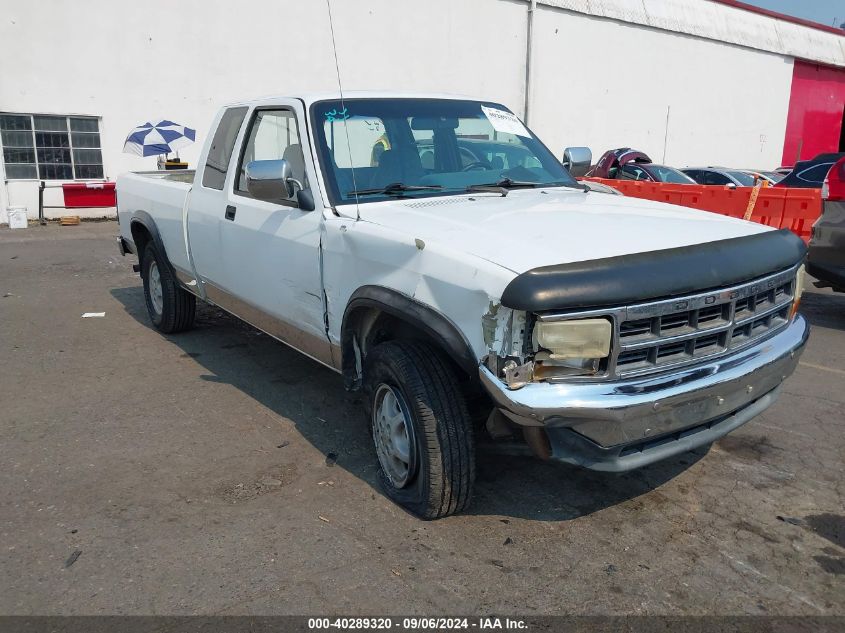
807, 157, 845, 291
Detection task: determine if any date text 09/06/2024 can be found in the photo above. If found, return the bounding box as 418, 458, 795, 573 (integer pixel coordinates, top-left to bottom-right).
307, 617, 527, 630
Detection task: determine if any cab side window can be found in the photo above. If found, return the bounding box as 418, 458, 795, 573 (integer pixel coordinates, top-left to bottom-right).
703, 171, 731, 186
202, 107, 248, 190
684, 170, 703, 184
236, 109, 306, 202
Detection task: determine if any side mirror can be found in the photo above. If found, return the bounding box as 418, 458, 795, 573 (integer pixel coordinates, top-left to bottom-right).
296, 188, 316, 212
725, 182, 737, 190
245, 159, 304, 201
562, 147, 592, 177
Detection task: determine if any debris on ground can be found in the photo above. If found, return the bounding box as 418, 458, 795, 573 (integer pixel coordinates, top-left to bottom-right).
605, 564, 618, 575
777, 515, 805, 526
81, 312, 106, 318
503, 537, 513, 545
276, 441, 290, 448
65, 550, 82, 568
325, 452, 337, 467
318, 515, 330, 523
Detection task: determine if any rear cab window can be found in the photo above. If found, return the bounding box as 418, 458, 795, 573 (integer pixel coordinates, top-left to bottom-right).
202, 107, 248, 190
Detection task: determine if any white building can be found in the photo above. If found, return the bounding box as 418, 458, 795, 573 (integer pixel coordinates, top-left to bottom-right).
2, 0, 844, 222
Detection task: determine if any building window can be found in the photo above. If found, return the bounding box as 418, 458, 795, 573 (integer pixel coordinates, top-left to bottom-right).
0, 113, 104, 180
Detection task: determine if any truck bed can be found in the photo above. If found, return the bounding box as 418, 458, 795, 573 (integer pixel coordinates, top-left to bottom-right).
116, 171, 195, 275
130, 170, 196, 185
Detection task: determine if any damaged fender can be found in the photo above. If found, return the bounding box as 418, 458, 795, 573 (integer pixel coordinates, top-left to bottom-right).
341, 286, 479, 389
321, 216, 517, 387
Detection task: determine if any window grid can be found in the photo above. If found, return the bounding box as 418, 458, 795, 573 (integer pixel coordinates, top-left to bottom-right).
1, 113, 103, 180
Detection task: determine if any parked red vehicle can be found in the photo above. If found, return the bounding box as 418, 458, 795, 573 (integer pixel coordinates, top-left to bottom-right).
587, 148, 695, 184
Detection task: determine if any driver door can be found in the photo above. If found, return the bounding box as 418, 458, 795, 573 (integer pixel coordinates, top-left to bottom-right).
213, 101, 332, 366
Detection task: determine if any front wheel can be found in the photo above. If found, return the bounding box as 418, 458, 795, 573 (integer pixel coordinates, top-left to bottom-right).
364, 340, 475, 519
141, 242, 196, 334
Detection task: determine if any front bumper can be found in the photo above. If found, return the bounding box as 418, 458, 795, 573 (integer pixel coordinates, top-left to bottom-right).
479, 314, 809, 472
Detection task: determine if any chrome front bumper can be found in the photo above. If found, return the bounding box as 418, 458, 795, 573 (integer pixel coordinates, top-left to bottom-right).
479, 314, 809, 471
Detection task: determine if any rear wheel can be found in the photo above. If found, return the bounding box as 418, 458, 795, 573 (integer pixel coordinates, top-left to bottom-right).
363, 340, 475, 519
141, 242, 195, 333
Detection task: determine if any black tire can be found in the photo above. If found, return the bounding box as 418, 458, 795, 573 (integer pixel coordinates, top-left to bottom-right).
363, 340, 475, 519
141, 242, 196, 334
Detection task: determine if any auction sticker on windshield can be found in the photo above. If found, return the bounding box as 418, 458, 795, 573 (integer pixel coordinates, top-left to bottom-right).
481, 106, 530, 138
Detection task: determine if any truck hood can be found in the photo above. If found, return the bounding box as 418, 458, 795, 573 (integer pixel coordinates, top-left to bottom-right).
357, 188, 771, 274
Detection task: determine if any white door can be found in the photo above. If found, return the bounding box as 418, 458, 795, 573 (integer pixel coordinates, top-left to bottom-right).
216, 101, 332, 366
186, 105, 250, 289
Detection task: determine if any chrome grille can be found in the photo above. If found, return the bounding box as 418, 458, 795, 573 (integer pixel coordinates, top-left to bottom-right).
614, 269, 796, 377
538, 265, 799, 380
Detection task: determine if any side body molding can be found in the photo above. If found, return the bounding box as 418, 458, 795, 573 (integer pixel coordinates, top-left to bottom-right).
341, 285, 479, 390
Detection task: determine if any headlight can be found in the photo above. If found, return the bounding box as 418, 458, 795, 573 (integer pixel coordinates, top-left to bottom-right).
532, 318, 612, 359
792, 264, 805, 318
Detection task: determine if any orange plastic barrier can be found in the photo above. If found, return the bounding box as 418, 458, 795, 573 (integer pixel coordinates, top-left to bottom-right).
695, 187, 732, 216
580, 177, 820, 241
750, 188, 786, 228
680, 187, 705, 211
780, 189, 821, 242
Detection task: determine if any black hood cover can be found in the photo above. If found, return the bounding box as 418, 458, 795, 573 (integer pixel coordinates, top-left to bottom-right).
501, 229, 807, 312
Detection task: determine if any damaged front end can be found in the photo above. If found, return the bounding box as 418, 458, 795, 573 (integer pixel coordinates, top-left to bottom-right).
482, 302, 612, 390
475, 232, 809, 471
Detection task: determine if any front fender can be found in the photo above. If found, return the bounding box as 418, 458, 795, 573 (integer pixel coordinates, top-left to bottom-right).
341, 285, 479, 389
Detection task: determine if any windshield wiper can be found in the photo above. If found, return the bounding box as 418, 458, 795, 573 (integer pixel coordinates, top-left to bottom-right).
465, 178, 539, 196
347, 182, 443, 197
467, 178, 588, 196
546, 180, 590, 191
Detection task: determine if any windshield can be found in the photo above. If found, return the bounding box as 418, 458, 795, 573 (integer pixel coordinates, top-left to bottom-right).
761, 171, 784, 182
650, 165, 696, 184
310, 98, 578, 204
726, 170, 756, 187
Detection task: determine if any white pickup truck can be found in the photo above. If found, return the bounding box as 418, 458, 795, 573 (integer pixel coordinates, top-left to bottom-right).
117, 92, 809, 518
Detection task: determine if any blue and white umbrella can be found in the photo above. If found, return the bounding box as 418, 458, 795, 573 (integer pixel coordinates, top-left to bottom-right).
123, 120, 196, 157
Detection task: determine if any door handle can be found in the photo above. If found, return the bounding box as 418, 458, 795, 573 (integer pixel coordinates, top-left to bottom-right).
225, 205, 236, 221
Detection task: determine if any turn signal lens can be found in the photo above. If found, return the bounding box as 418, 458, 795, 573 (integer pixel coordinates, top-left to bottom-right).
532, 318, 612, 359
792, 265, 805, 318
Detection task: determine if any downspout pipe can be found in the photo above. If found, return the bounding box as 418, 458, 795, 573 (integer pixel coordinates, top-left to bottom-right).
523, 0, 537, 126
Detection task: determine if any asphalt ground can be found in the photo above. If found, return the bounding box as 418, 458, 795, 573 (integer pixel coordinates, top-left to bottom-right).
0, 222, 842, 616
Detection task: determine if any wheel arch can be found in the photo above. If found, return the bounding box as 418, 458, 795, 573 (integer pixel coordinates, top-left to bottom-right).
340, 285, 479, 391
129, 211, 172, 274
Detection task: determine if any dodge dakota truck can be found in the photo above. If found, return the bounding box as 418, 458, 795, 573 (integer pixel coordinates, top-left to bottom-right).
117, 92, 809, 518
